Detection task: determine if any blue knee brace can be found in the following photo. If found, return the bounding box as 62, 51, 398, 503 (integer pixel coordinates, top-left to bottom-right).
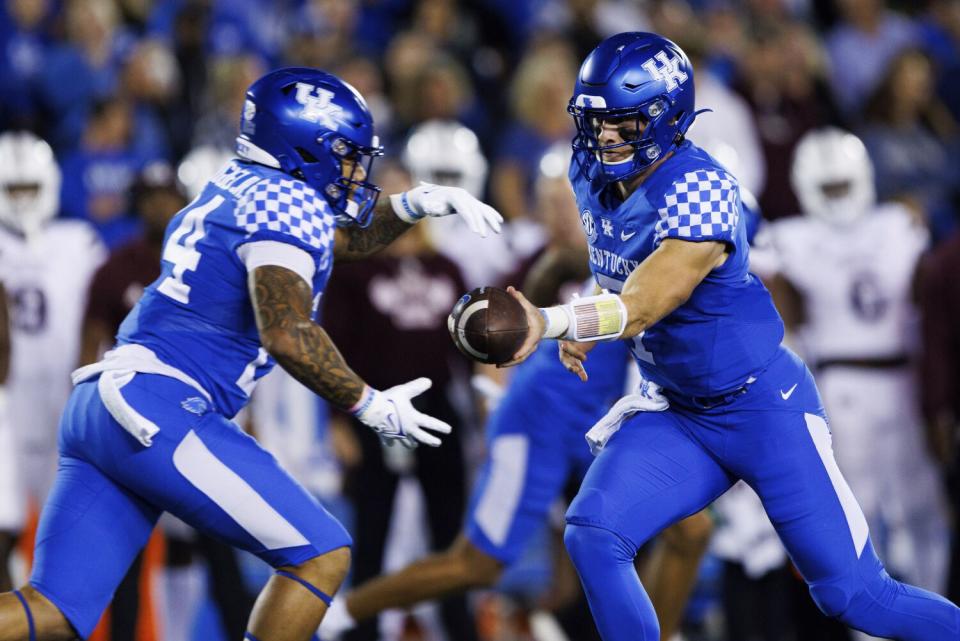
275, 570, 334, 607
564, 523, 660, 641
13, 590, 36, 641
808, 544, 960, 641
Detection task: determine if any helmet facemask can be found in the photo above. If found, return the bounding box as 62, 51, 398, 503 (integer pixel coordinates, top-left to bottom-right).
296, 133, 383, 228
569, 96, 683, 185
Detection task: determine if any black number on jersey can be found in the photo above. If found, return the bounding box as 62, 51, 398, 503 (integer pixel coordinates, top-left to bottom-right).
849, 272, 888, 322
10, 286, 47, 333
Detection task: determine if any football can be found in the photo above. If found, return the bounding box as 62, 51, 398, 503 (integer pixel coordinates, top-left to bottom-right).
447, 286, 529, 365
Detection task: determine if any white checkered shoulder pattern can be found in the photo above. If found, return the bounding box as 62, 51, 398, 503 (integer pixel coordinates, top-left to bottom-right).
655, 169, 739, 244
236, 176, 335, 252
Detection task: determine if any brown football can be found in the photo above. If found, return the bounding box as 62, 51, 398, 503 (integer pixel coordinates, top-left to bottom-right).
447, 286, 529, 365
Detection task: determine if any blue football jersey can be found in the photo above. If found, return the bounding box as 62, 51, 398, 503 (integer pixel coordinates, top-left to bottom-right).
569, 141, 783, 396
117, 160, 336, 417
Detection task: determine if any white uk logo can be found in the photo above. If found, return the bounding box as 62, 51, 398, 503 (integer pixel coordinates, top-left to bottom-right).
641, 51, 688, 92
294, 82, 344, 128
602, 218, 614, 237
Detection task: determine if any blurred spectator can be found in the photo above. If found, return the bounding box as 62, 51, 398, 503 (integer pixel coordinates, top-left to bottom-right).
59, 95, 146, 248
738, 21, 839, 218
918, 230, 960, 603
35, 0, 133, 151
285, 0, 361, 70
324, 161, 476, 641
192, 52, 265, 151
382, 30, 437, 130
0, 0, 53, 130
490, 39, 577, 221
859, 48, 960, 240
119, 38, 180, 160
662, 19, 767, 196
825, 0, 919, 116
922, 0, 960, 126
335, 56, 395, 147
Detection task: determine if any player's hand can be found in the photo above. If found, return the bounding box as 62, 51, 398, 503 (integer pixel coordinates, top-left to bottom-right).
559, 339, 595, 382
352, 378, 452, 447
498, 286, 545, 368
393, 182, 503, 237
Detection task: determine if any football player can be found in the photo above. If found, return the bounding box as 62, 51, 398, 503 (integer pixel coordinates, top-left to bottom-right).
768, 128, 950, 596
0, 68, 502, 641
0, 131, 106, 591
320, 147, 713, 641
504, 32, 960, 641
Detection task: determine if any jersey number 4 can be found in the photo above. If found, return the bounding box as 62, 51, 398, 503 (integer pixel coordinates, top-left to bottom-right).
157, 195, 224, 304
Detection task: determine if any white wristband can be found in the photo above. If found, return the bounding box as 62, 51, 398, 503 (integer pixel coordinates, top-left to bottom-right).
389, 192, 423, 224
540, 306, 572, 339
540, 292, 627, 342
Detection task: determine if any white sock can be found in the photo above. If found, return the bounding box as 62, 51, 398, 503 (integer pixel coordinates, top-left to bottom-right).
318, 597, 357, 640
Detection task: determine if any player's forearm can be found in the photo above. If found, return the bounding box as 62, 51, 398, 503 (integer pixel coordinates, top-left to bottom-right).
269, 324, 366, 409
251, 266, 366, 409
333, 196, 413, 262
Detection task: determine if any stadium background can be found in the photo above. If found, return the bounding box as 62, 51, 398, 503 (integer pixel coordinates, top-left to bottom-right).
1, 0, 960, 640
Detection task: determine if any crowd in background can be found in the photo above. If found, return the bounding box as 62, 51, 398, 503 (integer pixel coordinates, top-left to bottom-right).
3, 1, 960, 640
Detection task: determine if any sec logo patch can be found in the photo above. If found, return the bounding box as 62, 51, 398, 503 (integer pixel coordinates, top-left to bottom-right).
581, 209, 598, 243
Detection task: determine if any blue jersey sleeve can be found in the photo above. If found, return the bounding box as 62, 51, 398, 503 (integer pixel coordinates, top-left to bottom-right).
654, 168, 739, 247
233, 174, 336, 267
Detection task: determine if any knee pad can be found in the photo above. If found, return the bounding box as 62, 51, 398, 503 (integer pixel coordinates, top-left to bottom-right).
564, 523, 635, 568
808, 582, 853, 618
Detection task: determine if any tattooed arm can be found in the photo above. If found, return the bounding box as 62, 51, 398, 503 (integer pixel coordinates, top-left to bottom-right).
333, 197, 413, 262
249, 264, 453, 445
250, 265, 365, 408
333, 184, 504, 262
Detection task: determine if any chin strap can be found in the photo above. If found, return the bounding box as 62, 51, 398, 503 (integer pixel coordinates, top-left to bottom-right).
13, 590, 36, 641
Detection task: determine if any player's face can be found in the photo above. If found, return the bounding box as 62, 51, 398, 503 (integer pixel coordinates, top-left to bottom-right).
591, 115, 645, 163
340, 153, 368, 200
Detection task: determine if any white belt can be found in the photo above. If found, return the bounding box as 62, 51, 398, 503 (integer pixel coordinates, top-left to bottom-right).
585, 379, 669, 455
72, 344, 212, 447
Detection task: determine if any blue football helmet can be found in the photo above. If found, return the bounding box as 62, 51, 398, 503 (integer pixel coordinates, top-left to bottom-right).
235, 67, 384, 227
568, 32, 700, 185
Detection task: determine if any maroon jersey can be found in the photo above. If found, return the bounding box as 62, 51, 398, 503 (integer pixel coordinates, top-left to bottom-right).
919, 233, 960, 424
323, 253, 467, 391
84, 238, 162, 335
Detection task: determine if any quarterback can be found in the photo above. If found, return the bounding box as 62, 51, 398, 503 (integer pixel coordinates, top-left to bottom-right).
0, 68, 501, 641
506, 32, 960, 641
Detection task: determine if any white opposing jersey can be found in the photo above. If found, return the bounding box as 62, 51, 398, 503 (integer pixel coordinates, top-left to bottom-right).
768, 204, 926, 362
0, 220, 106, 494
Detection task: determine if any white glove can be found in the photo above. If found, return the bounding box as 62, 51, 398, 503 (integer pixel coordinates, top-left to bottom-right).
585, 380, 669, 455
350, 378, 452, 448
390, 182, 503, 237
